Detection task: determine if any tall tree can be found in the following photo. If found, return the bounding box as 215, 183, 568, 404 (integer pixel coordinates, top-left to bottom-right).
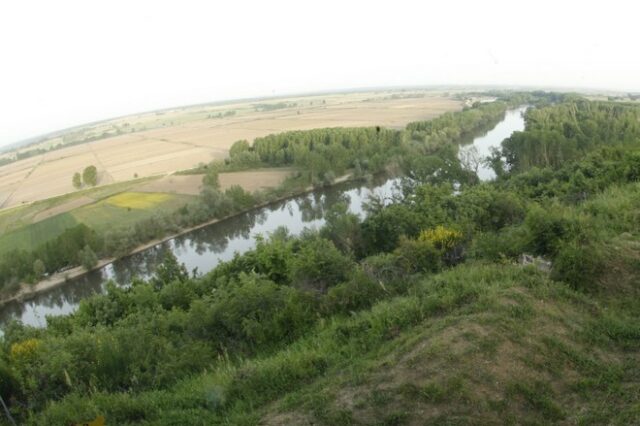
72, 172, 82, 189
82, 165, 98, 186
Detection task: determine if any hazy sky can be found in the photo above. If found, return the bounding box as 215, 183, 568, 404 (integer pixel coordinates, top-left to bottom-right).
1, 0, 638, 147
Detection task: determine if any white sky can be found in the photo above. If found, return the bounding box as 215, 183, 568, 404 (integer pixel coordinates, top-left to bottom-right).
0, 0, 639, 147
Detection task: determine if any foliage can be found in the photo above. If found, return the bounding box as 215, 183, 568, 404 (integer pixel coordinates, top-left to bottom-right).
78, 245, 98, 270
551, 241, 605, 291
320, 202, 363, 254
82, 165, 98, 186
72, 172, 82, 189
394, 235, 441, 273
229, 139, 250, 158
202, 167, 219, 188
9, 338, 40, 362
32, 259, 45, 279
0, 223, 102, 288
288, 235, 353, 293
153, 251, 188, 288
501, 101, 640, 172
419, 226, 462, 251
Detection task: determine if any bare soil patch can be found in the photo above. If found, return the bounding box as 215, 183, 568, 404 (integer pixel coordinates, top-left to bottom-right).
219, 169, 292, 192
32, 196, 95, 223
136, 174, 204, 196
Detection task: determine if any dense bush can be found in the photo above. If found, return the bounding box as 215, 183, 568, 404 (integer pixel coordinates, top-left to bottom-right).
394, 235, 441, 273
551, 241, 605, 291
288, 236, 353, 293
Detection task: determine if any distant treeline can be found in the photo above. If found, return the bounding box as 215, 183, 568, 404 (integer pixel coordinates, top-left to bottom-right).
253, 102, 297, 112
225, 100, 509, 186
499, 101, 640, 172
0, 147, 48, 168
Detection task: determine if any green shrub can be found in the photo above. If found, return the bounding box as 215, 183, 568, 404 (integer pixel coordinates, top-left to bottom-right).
394, 235, 441, 273
0, 359, 20, 402
361, 252, 406, 283
225, 185, 256, 211
326, 269, 386, 313
551, 241, 605, 291
159, 280, 196, 310
289, 237, 353, 293
524, 205, 583, 255
188, 273, 316, 348
469, 227, 528, 261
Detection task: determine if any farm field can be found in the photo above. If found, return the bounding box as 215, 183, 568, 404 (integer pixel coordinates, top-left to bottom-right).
0, 91, 462, 209
0, 177, 159, 236
0, 212, 78, 255
135, 174, 204, 196
70, 192, 194, 233
218, 169, 293, 192
0, 166, 294, 254
0, 190, 195, 254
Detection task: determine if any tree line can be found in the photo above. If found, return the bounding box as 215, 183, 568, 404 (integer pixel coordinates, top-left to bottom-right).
72, 165, 98, 189
498, 100, 640, 173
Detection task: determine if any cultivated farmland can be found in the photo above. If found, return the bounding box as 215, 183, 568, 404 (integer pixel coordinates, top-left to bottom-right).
218, 169, 293, 192
0, 91, 462, 209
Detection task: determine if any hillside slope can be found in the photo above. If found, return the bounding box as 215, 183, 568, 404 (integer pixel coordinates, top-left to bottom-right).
26, 262, 639, 425
261, 264, 639, 425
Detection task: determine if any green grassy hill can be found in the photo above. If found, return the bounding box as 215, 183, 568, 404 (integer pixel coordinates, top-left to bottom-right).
259, 264, 639, 425
24, 261, 639, 425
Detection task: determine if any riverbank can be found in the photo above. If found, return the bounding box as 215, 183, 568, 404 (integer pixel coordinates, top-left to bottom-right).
0, 173, 358, 307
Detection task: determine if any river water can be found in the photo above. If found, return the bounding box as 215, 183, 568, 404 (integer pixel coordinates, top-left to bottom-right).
459, 106, 528, 180
0, 106, 527, 328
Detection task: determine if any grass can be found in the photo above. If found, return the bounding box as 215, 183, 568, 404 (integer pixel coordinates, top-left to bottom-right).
104, 192, 172, 210
0, 212, 78, 254
0, 204, 31, 234
72, 192, 193, 233
30, 263, 640, 424
0, 188, 193, 252
249, 266, 636, 425
0, 176, 161, 234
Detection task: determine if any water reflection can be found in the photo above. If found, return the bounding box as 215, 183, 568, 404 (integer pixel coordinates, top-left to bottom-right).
459, 106, 528, 181
0, 174, 396, 328
1, 107, 526, 329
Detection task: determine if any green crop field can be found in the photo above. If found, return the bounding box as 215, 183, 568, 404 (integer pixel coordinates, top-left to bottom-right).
71, 192, 194, 233
0, 212, 78, 255
0, 190, 194, 254
0, 205, 31, 235
0, 177, 161, 235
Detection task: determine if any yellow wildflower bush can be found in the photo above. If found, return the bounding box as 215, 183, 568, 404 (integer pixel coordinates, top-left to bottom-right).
419, 226, 463, 251
10, 338, 40, 361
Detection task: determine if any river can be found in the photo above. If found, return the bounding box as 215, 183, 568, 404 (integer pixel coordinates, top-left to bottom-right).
0, 106, 527, 328
459, 105, 528, 180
